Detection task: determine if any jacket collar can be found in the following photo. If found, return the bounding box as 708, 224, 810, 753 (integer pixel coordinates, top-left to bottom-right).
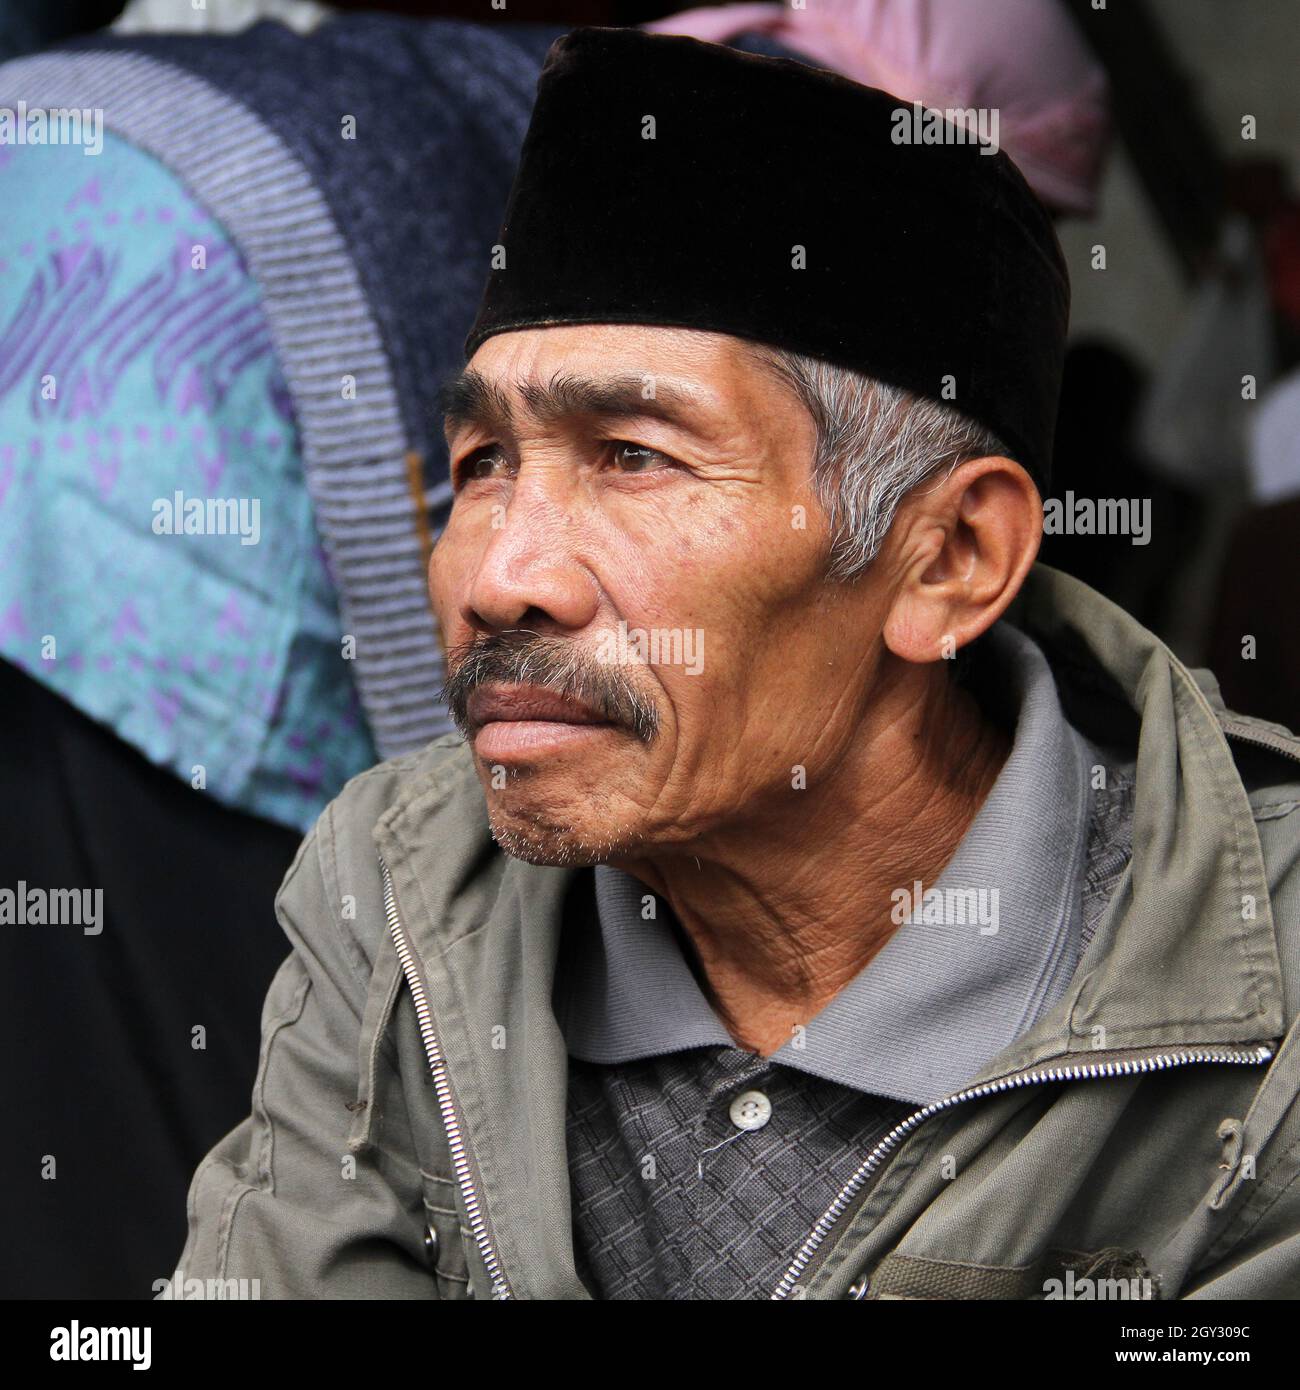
977, 564, 1285, 1080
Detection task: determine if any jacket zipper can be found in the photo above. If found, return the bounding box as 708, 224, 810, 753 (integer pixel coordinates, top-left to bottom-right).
771, 1043, 1275, 1301
1220, 719, 1300, 765
379, 855, 513, 1301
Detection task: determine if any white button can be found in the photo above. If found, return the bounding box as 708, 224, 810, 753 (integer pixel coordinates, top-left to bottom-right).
729, 1090, 772, 1131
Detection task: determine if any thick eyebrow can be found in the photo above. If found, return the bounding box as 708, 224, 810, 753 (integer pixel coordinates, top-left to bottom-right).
438, 367, 708, 440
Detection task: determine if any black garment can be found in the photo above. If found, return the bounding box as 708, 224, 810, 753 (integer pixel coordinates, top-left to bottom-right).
0, 659, 299, 1298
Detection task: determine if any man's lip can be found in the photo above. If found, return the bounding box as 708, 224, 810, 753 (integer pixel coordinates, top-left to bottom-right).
467, 684, 611, 728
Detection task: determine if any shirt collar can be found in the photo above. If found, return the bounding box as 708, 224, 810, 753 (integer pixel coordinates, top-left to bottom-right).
552, 620, 1094, 1105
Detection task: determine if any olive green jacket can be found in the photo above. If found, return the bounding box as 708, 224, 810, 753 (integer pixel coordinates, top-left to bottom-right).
179, 566, 1300, 1299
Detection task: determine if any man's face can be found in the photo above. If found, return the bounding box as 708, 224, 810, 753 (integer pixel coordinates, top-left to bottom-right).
431, 324, 895, 865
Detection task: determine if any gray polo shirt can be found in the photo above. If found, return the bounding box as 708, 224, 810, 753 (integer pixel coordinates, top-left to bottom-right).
554, 621, 1135, 1299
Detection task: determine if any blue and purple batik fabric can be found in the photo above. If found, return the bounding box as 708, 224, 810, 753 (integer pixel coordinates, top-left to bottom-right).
0, 18, 584, 824
0, 131, 375, 831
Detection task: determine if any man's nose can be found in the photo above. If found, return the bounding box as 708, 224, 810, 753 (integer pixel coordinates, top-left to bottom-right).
461, 475, 598, 633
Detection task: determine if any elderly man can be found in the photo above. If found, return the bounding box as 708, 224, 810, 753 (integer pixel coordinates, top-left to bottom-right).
179, 27, 1300, 1301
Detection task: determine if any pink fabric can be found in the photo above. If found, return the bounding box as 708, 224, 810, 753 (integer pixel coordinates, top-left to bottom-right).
644, 0, 1110, 215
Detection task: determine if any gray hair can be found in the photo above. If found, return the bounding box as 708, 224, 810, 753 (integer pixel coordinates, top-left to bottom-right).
745, 345, 1011, 582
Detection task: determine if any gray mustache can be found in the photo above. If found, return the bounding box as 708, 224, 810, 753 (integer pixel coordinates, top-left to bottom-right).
442, 629, 661, 744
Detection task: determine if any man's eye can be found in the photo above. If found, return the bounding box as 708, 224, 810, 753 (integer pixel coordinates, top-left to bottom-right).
457, 446, 507, 484
609, 441, 673, 473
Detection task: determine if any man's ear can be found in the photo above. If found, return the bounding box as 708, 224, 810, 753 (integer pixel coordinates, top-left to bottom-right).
882, 456, 1042, 664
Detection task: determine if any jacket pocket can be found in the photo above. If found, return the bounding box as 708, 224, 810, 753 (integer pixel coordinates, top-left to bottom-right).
419, 1169, 473, 1300
865, 1247, 1160, 1300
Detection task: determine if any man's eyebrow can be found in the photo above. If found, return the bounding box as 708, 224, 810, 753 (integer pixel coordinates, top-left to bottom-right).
438, 369, 515, 439
438, 367, 708, 437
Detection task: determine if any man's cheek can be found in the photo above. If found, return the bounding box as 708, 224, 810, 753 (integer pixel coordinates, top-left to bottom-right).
428, 523, 481, 614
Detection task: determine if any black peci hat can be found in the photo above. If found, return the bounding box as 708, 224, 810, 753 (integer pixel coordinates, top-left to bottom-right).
464, 25, 1070, 491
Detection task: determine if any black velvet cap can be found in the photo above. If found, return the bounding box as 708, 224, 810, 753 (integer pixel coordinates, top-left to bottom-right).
464, 26, 1070, 491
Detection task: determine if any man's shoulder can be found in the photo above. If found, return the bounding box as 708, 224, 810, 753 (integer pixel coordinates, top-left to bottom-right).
327, 733, 478, 839
274, 735, 481, 970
